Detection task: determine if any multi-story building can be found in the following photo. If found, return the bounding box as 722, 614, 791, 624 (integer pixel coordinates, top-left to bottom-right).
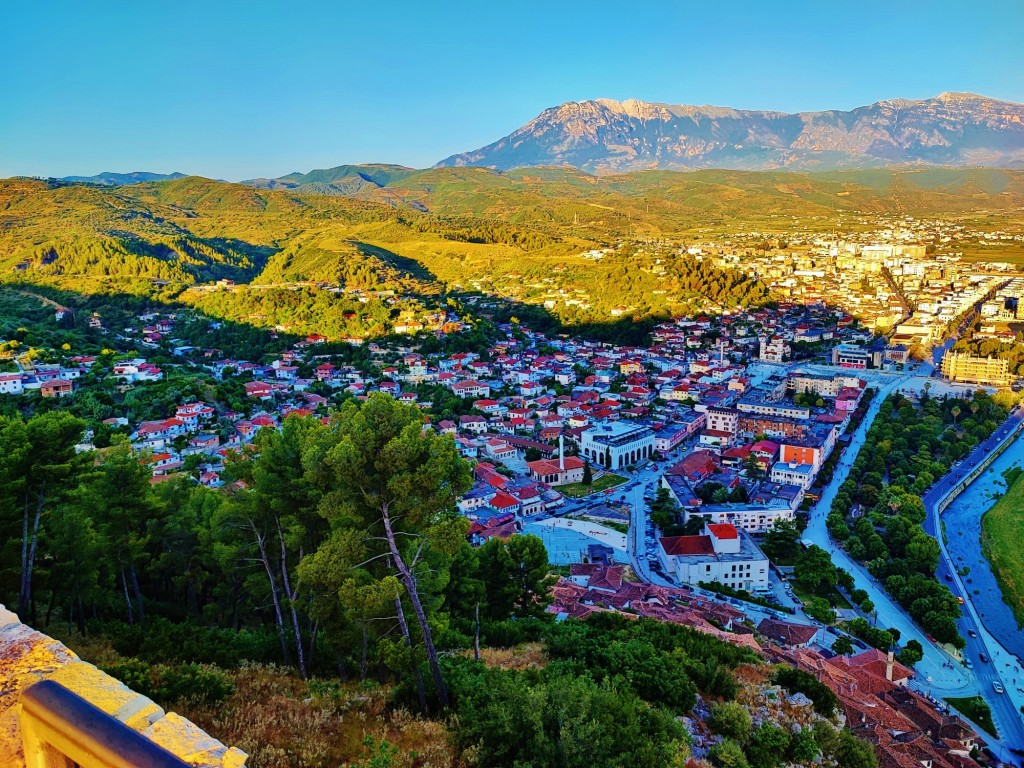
940, 351, 1011, 386
685, 502, 796, 535
705, 406, 739, 435
786, 372, 862, 399
737, 414, 808, 440
831, 344, 880, 370
580, 421, 655, 469
770, 461, 815, 490
658, 522, 770, 592
736, 396, 810, 420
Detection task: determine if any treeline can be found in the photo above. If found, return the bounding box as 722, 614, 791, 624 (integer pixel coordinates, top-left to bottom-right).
180, 285, 423, 341
0, 397, 555, 701
827, 390, 1010, 647
24, 233, 263, 285
398, 214, 559, 251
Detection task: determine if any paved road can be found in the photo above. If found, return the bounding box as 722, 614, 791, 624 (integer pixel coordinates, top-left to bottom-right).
922, 404, 1024, 752
588, 362, 1024, 750
804, 377, 1024, 752
805, 375, 975, 689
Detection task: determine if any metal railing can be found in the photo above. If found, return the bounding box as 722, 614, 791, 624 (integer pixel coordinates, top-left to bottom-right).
19, 679, 189, 768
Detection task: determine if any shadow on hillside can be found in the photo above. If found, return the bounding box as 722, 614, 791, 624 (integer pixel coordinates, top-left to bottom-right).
461, 293, 668, 347
351, 241, 438, 284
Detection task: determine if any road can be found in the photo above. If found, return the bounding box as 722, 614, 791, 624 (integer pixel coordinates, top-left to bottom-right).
922, 404, 1024, 752
803, 373, 1024, 753
574, 359, 1024, 751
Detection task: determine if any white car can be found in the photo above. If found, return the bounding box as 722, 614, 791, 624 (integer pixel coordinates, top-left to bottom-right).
993, 681, 1004, 694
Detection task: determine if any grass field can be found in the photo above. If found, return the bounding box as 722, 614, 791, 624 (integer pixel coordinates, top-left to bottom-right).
559, 473, 628, 498
944, 696, 997, 737
980, 473, 1024, 628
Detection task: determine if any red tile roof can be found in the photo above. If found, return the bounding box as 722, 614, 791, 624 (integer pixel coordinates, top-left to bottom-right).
707, 523, 738, 540
660, 535, 716, 556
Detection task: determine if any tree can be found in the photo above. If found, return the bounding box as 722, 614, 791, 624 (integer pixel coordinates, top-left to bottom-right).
0, 412, 89, 619
832, 636, 855, 656
707, 701, 752, 743
477, 534, 554, 621
896, 639, 924, 666
793, 545, 838, 591
835, 729, 878, 768
313, 394, 472, 708
905, 534, 940, 575
582, 460, 593, 486
761, 519, 801, 563
746, 722, 791, 768
224, 415, 328, 678
77, 435, 160, 624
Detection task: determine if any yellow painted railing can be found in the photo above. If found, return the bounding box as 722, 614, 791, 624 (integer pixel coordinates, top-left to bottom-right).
19, 680, 189, 768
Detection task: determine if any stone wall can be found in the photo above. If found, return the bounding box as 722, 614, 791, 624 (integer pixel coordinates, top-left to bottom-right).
0, 604, 247, 768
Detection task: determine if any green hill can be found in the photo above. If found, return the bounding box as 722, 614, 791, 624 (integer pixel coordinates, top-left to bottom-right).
3, 167, 1023, 339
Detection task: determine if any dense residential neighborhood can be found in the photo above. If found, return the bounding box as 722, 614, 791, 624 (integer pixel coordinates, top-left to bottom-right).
2, 237, 1023, 767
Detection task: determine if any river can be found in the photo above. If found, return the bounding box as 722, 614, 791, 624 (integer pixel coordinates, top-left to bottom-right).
942, 430, 1024, 659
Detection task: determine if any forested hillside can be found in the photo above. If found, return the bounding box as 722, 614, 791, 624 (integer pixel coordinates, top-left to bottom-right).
3, 167, 1023, 341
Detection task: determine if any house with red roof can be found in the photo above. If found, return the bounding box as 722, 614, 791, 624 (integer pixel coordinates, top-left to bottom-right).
526, 455, 585, 486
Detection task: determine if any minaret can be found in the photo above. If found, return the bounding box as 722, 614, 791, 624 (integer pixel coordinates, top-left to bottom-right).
559, 435, 565, 471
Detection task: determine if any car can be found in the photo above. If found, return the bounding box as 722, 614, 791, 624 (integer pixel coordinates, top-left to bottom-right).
964, 659, 973, 669
979, 652, 989, 663
993, 681, 1004, 695
968, 630, 977, 638
956, 596, 965, 605
944, 574, 953, 581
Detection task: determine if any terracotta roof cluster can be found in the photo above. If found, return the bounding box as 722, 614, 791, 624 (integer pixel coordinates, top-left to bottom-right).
756, 618, 818, 647
763, 645, 981, 768
548, 569, 760, 653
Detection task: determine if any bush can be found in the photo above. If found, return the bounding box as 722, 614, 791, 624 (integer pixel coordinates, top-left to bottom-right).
709, 739, 750, 768
772, 666, 839, 717
707, 701, 752, 743
92, 617, 283, 668
102, 658, 234, 705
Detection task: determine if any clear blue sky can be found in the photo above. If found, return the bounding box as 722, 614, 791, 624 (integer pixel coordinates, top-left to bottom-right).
2, 0, 1021, 180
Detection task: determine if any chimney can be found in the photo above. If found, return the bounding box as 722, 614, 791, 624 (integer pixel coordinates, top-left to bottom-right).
886, 650, 894, 682
559, 435, 565, 471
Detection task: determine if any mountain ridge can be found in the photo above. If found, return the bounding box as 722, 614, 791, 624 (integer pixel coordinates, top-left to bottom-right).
60, 170, 188, 186
436, 93, 1024, 174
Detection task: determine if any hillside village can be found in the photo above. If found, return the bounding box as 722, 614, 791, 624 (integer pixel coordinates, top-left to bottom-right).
2, 234, 1021, 768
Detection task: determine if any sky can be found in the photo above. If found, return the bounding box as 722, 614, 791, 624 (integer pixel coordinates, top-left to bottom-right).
2, 0, 1022, 180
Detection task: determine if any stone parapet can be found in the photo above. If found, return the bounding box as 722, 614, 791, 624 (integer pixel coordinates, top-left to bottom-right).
0, 604, 246, 768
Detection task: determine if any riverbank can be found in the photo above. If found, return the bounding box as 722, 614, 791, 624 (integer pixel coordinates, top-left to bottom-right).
980, 470, 1024, 630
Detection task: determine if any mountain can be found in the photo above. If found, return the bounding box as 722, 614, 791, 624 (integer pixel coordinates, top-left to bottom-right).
60, 171, 188, 186
243, 164, 416, 192
437, 93, 1024, 174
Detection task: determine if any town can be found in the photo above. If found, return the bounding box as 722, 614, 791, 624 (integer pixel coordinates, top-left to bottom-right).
3, 232, 1024, 767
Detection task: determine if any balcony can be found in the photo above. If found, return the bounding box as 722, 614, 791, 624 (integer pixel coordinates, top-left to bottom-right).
0, 604, 246, 768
